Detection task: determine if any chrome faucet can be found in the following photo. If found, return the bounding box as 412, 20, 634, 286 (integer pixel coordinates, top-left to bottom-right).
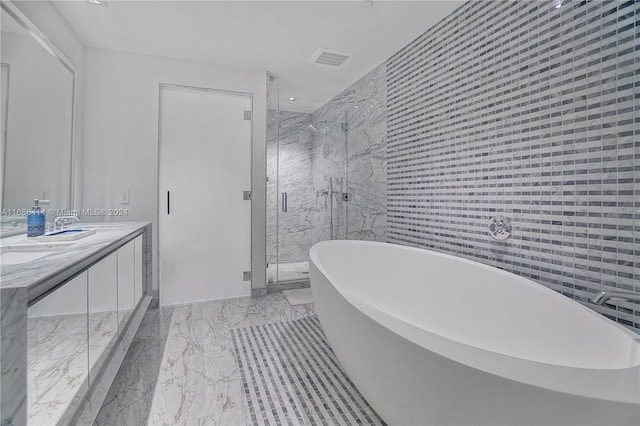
592, 290, 640, 305
53, 215, 80, 231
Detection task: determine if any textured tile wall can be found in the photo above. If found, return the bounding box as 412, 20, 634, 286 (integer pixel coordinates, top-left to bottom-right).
0, 287, 28, 425
386, 0, 639, 329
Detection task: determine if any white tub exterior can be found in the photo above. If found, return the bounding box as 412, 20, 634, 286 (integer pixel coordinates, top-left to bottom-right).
310, 240, 640, 426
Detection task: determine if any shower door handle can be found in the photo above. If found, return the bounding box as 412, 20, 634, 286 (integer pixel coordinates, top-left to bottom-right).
167, 191, 170, 214
281, 192, 288, 212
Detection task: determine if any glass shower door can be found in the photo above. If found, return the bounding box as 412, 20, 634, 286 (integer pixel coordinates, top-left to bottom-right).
273, 108, 316, 283
266, 75, 349, 287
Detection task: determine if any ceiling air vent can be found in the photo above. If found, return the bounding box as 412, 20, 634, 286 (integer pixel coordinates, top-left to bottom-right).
310, 48, 351, 68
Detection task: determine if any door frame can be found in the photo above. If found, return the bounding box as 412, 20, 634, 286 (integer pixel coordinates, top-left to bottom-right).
157, 83, 254, 302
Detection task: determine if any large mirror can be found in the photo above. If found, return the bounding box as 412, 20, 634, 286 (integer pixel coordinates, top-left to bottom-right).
0, 1, 76, 235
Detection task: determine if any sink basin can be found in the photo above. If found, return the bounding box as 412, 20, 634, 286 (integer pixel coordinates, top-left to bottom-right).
0, 242, 75, 265
1, 250, 56, 265
32, 229, 96, 242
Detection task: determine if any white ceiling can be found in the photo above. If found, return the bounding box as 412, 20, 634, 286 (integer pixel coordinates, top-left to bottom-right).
53, 0, 463, 112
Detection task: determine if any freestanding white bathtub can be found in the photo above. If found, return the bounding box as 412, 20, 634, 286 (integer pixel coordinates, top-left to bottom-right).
310, 240, 640, 426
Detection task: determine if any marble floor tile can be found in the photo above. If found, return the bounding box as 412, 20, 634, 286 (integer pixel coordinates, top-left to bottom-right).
95, 294, 315, 425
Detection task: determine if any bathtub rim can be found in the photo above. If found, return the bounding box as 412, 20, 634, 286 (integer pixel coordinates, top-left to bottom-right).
309, 240, 640, 405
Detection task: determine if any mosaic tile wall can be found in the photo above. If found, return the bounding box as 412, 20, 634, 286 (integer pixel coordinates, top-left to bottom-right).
386, 0, 639, 329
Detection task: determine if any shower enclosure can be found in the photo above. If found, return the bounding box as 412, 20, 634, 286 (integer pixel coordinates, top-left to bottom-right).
266, 75, 350, 289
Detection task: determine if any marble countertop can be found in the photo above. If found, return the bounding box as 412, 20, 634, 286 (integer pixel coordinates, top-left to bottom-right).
0, 222, 150, 296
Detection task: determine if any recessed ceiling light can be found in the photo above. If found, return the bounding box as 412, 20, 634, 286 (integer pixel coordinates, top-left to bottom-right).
354, 105, 359, 109
288, 97, 296, 101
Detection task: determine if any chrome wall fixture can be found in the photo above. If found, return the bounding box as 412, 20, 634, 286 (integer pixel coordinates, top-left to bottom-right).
592, 290, 640, 305
488, 215, 511, 240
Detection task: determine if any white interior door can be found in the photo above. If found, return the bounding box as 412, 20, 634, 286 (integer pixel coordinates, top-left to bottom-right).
159, 85, 252, 305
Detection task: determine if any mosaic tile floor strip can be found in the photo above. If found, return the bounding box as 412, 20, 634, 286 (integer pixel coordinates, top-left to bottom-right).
232, 316, 385, 426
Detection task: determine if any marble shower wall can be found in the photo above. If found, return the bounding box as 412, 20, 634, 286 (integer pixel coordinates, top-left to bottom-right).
310, 63, 387, 243
309, 111, 348, 242
266, 62, 387, 271
266, 110, 316, 264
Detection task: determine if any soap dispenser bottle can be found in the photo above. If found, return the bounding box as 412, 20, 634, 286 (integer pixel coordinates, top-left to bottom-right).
27, 199, 48, 237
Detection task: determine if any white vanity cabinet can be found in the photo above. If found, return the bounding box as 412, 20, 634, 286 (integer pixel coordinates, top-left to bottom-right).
23, 233, 147, 425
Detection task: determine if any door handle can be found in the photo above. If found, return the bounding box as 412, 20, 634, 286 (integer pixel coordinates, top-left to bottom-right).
167, 191, 170, 215
281, 192, 288, 212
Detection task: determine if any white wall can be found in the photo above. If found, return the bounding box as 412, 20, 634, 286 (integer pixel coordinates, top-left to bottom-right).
82, 48, 267, 293
13, 0, 85, 210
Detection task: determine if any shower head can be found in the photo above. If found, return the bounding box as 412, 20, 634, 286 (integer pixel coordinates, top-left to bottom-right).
309, 121, 328, 134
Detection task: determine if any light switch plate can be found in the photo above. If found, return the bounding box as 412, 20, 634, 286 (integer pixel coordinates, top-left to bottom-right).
39, 188, 50, 201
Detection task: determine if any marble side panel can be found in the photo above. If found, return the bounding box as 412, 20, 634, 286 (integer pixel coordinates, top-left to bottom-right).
0, 287, 27, 426
28, 313, 88, 426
